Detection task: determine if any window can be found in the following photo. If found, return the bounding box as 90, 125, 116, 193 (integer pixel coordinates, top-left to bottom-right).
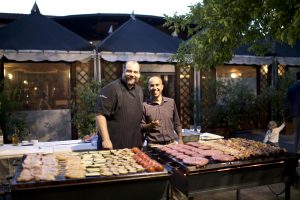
4, 62, 71, 110
216, 65, 257, 95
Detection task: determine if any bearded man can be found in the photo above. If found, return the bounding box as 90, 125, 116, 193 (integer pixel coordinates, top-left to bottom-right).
95, 61, 143, 149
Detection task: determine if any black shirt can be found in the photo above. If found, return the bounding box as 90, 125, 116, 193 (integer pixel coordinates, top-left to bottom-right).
95, 79, 143, 149
285, 80, 300, 118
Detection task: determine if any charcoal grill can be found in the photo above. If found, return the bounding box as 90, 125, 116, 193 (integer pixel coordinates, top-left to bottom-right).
10, 154, 170, 200
148, 146, 299, 200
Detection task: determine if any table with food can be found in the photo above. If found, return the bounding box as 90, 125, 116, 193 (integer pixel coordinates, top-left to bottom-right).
2, 134, 299, 200
10, 148, 169, 200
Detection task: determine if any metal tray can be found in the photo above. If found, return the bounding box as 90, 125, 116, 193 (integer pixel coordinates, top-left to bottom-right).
11, 153, 170, 190
147, 146, 297, 175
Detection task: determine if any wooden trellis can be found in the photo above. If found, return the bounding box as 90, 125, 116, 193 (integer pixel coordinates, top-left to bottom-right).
178, 66, 193, 128
101, 61, 122, 83
76, 62, 91, 87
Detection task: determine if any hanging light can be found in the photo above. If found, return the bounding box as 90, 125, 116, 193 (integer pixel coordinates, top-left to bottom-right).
230, 72, 237, 78
8, 73, 13, 80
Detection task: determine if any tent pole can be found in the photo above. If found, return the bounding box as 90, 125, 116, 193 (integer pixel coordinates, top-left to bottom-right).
98, 53, 101, 82
93, 50, 101, 82
193, 67, 201, 130
93, 49, 97, 80
271, 56, 278, 88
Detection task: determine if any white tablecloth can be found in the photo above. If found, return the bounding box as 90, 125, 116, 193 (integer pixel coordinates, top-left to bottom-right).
0, 140, 97, 159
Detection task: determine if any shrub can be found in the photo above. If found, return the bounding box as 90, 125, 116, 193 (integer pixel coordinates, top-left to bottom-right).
0, 80, 29, 142
71, 79, 104, 138
200, 78, 256, 133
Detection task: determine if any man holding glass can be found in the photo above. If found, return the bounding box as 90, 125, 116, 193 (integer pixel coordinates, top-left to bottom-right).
141, 76, 183, 145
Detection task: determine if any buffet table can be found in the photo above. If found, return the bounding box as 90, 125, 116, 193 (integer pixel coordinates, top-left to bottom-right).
3, 136, 300, 200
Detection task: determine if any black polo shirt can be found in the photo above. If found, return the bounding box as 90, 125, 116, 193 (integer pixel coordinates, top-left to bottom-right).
95, 79, 143, 149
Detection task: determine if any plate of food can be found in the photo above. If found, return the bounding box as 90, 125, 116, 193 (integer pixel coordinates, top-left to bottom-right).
21, 141, 33, 146
200, 133, 224, 140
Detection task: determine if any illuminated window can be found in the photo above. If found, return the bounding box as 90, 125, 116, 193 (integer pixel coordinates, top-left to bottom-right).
278, 64, 285, 76
4, 62, 71, 110
216, 65, 257, 95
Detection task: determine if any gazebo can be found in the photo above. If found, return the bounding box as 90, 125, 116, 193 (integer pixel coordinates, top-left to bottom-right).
0, 3, 93, 62
96, 15, 182, 80
0, 3, 94, 141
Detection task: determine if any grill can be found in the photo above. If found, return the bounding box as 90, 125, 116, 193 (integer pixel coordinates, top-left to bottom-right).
10, 153, 170, 200
147, 146, 299, 199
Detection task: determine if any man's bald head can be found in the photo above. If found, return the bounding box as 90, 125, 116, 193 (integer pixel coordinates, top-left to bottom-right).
148, 76, 164, 100
148, 76, 163, 85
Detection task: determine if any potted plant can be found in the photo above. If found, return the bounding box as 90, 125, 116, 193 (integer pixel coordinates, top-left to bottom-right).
0, 80, 29, 143
71, 79, 105, 138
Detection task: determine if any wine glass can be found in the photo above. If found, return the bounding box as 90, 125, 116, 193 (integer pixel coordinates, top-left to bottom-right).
197, 126, 201, 133
189, 125, 195, 131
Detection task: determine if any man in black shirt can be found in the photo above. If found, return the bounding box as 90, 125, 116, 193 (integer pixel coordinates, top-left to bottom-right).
95, 61, 143, 149
284, 71, 300, 154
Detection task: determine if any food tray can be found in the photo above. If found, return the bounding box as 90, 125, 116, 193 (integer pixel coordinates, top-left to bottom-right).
199, 133, 224, 140
11, 150, 169, 189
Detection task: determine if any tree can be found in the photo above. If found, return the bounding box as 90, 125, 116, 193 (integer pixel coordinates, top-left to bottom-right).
164, 0, 300, 69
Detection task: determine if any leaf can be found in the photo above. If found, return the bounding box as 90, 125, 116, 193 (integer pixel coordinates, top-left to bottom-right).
222, 36, 228, 42
164, 0, 300, 70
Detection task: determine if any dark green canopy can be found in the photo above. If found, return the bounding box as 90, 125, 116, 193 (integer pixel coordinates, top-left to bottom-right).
0, 3, 93, 51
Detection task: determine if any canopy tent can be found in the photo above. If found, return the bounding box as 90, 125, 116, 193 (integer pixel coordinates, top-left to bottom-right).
229, 40, 300, 66
0, 3, 94, 62
271, 41, 300, 66
97, 16, 182, 62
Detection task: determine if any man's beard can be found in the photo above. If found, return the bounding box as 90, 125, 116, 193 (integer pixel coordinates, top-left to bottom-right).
126, 77, 138, 86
